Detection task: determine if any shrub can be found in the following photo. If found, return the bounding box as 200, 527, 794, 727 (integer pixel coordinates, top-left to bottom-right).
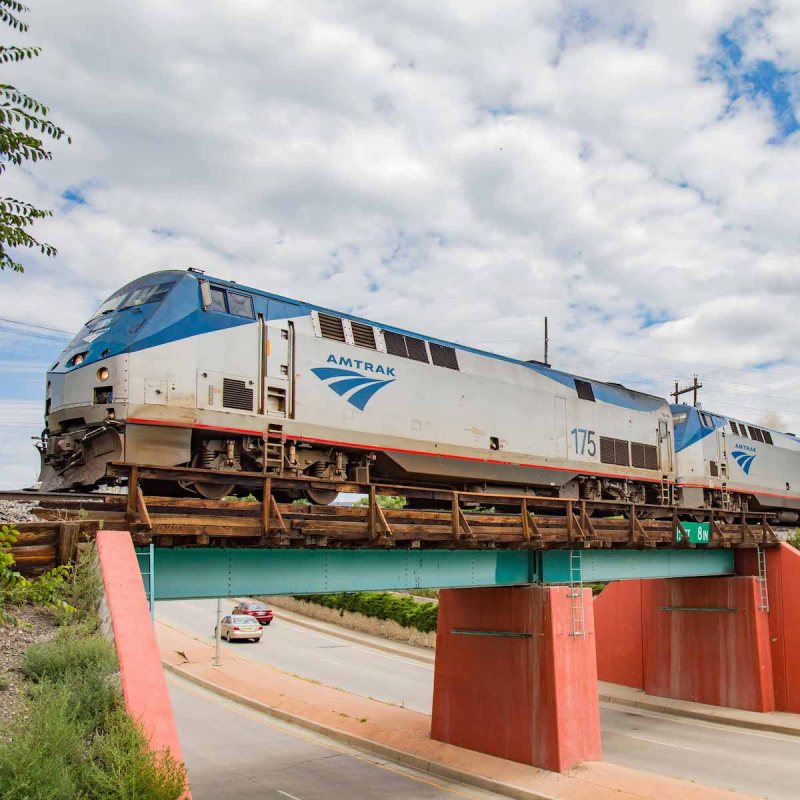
24, 626, 117, 684
295, 591, 438, 633
82, 709, 188, 800
0, 525, 74, 619
0, 548, 187, 800
352, 495, 406, 509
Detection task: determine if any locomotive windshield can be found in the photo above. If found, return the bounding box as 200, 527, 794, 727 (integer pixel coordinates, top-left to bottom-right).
86, 281, 175, 325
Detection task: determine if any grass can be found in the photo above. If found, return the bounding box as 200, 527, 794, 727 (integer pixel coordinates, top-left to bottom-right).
0, 547, 187, 800
295, 590, 438, 633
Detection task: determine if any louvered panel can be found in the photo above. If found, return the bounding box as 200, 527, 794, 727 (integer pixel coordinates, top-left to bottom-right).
600, 436, 616, 465
318, 312, 346, 342
383, 330, 407, 357
429, 343, 459, 370
350, 321, 377, 349
405, 336, 429, 363
614, 439, 630, 467
222, 378, 254, 411
631, 442, 658, 470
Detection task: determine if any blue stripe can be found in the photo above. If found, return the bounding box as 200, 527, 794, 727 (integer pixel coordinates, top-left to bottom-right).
327, 376, 384, 396
348, 379, 395, 411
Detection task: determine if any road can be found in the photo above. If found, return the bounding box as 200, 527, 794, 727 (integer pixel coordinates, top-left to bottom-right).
168, 672, 504, 800
158, 599, 800, 799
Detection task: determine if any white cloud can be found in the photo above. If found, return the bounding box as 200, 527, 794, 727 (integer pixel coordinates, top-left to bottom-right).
2, 0, 800, 486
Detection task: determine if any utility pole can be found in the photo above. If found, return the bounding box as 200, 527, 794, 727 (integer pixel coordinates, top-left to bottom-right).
672, 375, 702, 406
213, 598, 222, 666
544, 317, 549, 366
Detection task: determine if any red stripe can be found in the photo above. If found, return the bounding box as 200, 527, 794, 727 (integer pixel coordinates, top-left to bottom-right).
127, 416, 670, 485
678, 481, 800, 503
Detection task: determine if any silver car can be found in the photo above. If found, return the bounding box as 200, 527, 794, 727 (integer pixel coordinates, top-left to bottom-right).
216, 614, 263, 642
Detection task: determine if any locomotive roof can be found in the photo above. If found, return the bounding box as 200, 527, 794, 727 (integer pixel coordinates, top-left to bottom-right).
671, 403, 800, 443
185, 269, 668, 410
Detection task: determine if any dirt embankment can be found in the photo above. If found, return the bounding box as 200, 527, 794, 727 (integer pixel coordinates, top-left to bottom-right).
0, 606, 58, 741
262, 595, 436, 649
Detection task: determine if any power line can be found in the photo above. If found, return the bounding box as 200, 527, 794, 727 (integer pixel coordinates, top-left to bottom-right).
0, 323, 73, 343
0, 317, 76, 335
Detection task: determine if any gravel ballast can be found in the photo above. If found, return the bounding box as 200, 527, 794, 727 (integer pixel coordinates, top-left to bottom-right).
0, 501, 41, 524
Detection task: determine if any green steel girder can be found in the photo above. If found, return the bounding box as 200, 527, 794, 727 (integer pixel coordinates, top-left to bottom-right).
140, 547, 536, 600
137, 546, 736, 601
538, 548, 734, 584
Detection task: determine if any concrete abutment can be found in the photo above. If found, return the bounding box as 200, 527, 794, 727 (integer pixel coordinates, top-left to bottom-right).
595, 542, 800, 714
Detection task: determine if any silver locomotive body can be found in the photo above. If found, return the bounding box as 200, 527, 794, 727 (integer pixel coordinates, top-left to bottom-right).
42, 269, 675, 503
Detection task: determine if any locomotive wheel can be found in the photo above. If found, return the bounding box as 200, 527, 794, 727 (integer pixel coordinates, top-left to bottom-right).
193, 480, 236, 500
303, 487, 338, 505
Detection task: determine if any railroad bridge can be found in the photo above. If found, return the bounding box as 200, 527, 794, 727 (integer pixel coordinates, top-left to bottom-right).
6, 461, 800, 774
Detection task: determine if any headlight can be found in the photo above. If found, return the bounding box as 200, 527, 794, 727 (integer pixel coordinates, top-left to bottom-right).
73, 353, 85, 365
97, 367, 110, 381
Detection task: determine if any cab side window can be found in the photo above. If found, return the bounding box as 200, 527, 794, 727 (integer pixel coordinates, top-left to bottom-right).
228, 291, 255, 319
210, 287, 227, 312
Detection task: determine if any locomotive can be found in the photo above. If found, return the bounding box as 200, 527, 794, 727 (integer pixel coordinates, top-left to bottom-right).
36, 269, 800, 521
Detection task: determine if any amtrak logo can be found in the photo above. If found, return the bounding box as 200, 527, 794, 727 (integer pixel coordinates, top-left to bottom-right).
311, 355, 396, 411
732, 447, 756, 474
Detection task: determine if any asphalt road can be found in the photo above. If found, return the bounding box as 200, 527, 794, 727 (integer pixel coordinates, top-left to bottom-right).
158, 598, 800, 799
167, 672, 504, 800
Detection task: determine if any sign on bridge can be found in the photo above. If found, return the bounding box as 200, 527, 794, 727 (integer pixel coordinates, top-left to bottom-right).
677, 522, 710, 545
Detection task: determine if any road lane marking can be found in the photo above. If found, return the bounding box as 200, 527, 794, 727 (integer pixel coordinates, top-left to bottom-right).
277, 617, 434, 670
169, 675, 486, 799
276, 790, 303, 800
619, 733, 698, 751
600, 704, 800, 743
320, 657, 342, 666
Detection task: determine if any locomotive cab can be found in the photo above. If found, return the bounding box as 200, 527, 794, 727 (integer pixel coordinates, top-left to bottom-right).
38, 271, 185, 491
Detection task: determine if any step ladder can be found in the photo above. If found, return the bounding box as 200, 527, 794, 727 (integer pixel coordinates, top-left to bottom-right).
135, 544, 155, 622
720, 485, 734, 511
568, 548, 586, 638
659, 479, 672, 506
757, 544, 769, 612
264, 429, 286, 473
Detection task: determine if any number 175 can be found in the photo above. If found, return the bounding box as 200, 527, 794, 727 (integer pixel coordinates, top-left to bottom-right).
570, 428, 596, 456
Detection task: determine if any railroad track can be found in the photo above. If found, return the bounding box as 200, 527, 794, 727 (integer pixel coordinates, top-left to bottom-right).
0, 461, 780, 553
0, 489, 121, 504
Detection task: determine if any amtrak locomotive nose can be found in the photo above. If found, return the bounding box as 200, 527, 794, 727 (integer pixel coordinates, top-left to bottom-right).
36, 269, 800, 522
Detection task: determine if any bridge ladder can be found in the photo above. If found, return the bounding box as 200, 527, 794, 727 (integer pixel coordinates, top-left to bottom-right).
568, 548, 586, 638
757, 544, 769, 612
135, 543, 155, 622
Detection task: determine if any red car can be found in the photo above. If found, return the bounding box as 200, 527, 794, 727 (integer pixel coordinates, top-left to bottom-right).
232, 600, 273, 625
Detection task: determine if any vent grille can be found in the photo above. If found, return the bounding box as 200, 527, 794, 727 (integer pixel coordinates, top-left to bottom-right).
600, 436, 629, 466
631, 442, 659, 470
318, 313, 346, 342
383, 330, 407, 357
730, 421, 740, 435
763, 430, 773, 445
405, 336, 429, 363
223, 378, 254, 411
350, 321, 377, 350
575, 379, 595, 402
709, 460, 719, 477
430, 343, 459, 370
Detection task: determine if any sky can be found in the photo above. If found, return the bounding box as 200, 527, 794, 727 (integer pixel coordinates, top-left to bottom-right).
1, 0, 800, 488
